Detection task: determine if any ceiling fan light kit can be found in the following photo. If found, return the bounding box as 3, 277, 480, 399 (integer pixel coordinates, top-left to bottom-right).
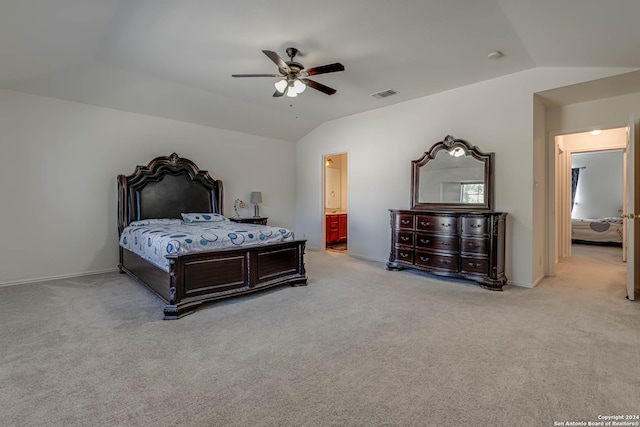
275, 78, 307, 97
233, 47, 345, 97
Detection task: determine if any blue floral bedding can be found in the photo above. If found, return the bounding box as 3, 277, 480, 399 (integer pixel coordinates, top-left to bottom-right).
119, 218, 294, 271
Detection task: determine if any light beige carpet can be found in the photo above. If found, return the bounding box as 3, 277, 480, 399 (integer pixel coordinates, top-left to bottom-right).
0, 245, 638, 426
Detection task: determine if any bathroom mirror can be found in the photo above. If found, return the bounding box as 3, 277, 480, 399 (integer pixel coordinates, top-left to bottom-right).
411, 135, 494, 211
325, 167, 342, 209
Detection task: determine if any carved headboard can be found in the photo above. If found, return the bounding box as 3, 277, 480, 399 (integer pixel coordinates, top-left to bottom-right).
117, 153, 223, 234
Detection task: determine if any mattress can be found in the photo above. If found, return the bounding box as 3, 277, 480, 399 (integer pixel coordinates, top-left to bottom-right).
120, 217, 294, 271
571, 217, 623, 244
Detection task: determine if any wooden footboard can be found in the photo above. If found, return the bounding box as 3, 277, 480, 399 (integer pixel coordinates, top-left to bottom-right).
119, 240, 307, 319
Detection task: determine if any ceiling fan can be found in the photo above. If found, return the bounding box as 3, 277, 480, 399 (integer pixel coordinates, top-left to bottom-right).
232, 47, 345, 97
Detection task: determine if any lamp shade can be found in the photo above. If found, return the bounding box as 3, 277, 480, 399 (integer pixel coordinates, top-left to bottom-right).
250, 192, 262, 204
286, 86, 298, 97
293, 79, 306, 93
274, 79, 287, 93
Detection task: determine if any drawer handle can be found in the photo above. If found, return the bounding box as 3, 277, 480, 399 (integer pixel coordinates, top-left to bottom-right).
442, 260, 451, 265
420, 256, 429, 262
400, 236, 410, 241
467, 262, 481, 268
420, 221, 431, 226
442, 242, 451, 245
400, 253, 409, 258
441, 223, 451, 227
470, 224, 482, 228
401, 219, 410, 225
419, 239, 430, 244
467, 243, 481, 248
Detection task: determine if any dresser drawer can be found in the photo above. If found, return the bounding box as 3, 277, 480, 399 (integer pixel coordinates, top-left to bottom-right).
394, 214, 415, 230
395, 231, 414, 246
394, 247, 414, 264
415, 215, 435, 230
461, 237, 488, 254
415, 251, 458, 271
461, 216, 489, 235
460, 256, 488, 274
417, 215, 457, 234
415, 233, 458, 252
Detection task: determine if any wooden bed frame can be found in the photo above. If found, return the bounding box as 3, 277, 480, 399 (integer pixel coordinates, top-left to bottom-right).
117, 153, 307, 319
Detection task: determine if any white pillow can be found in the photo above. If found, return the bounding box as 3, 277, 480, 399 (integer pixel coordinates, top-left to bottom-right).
181, 213, 228, 223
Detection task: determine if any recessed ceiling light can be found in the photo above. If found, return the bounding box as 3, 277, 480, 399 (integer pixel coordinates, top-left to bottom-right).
487, 51, 504, 60
589, 130, 602, 136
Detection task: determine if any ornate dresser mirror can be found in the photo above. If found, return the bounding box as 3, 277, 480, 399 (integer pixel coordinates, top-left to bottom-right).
388, 135, 507, 290
411, 135, 494, 211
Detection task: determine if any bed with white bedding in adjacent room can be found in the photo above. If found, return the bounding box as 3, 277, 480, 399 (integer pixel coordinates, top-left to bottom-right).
571, 217, 623, 246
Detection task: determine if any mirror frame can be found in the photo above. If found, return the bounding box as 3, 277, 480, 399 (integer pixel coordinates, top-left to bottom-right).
411, 135, 494, 211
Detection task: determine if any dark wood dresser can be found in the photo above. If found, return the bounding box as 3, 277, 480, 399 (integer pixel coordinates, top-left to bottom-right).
387, 210, 507, 290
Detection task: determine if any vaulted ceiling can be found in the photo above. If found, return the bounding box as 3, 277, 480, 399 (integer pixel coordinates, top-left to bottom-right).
1, 0, 639, 141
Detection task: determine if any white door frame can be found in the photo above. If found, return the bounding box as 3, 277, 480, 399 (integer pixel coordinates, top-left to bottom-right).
625, 114, 636, 300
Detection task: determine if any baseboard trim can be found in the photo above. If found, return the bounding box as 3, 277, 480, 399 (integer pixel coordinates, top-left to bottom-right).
531, 274, 545, 288
0, 268, 120, 288
310, 247, 389, 264
347, 253, 387, 264
507, 278, 539, 289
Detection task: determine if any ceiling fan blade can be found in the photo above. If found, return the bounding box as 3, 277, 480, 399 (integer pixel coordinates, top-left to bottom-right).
262, 50, 291, 74
301, 78, 337, 96
232, 73, 282, 78
302, 62, 345, 76
272, 89, 285, 97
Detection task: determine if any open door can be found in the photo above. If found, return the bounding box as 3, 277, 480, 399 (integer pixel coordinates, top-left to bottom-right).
624, 114, 636, 300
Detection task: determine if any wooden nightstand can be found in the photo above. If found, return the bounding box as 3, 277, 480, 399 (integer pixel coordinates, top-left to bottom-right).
229, 217, 268, 225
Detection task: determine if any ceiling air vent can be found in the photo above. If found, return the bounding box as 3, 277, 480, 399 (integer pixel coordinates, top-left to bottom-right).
371, 89, 398, 99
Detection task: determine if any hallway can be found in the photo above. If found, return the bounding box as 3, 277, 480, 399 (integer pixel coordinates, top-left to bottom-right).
547, 243, 627, 298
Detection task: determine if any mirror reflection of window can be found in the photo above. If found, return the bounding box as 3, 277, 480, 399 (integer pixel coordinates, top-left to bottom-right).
439, 181, 484, 204
461, 182, 484, 203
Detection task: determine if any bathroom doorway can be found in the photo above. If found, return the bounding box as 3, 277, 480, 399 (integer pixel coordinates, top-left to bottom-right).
323, 153, 348, 253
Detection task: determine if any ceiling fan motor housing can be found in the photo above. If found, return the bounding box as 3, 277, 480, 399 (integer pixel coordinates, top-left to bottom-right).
286, 47, 299, 59
286, 62, 304, 73
285, 47, 303, 73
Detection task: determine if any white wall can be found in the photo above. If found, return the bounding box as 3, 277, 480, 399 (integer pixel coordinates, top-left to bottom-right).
0, 89, 297, 284
296, 67, 635, 287
571, 151, 624, 219
546, 93, 640, 133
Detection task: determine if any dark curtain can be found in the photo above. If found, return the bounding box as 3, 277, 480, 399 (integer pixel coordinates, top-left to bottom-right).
571, 168, 580, 212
